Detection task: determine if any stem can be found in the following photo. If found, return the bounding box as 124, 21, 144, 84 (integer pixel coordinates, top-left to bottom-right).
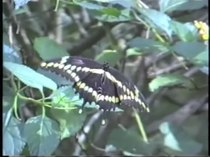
133, 108, 148, 143
54, 0, 60, 11
13, 94, 21, 120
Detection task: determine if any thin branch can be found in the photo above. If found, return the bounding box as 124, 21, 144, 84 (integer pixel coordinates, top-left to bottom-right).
73, 111, 103, 156
148, 62, 192, 78
147, 94, 208, 134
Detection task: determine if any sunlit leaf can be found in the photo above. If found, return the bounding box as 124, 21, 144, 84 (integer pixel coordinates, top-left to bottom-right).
4, 62, 57, 91
149, 74, 194, 92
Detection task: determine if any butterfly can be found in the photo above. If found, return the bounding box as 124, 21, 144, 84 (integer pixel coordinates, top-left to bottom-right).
40, 56, 150, 113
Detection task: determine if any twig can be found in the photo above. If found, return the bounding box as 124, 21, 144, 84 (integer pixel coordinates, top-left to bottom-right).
147, 94, 208, 134
148, 62, 192, 78
73, 111, 103, 156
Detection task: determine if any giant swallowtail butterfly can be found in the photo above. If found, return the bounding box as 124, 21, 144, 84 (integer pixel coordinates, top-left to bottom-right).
40, 56, 150, 113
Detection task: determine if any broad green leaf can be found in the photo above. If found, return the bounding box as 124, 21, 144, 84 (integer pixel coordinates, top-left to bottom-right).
51, 109, 88, 139
34, 37, 69, 60
149, 74, 194, 92
4, 62, 57, 91
3, 113, 26, 155
171, 21, 198, 42
140, 9, 173, 37
159, 122, 202, 155
172, 42, 207, 65
159, 0, 208, 13
24, 116, 60, 156
95, 50, 122, 66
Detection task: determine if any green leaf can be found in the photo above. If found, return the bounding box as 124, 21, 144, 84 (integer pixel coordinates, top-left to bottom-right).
3, 113, 26, 155
24, 116, 60, 156
34, 37, 69, 60
51, 109, 88, 140
149, 74, 194, 92
159, 122, 202, 155
172, 42, 207, 65
171, 21, 198, 42
4, 62, 57, 92
140, 9, 173, 37
159, 0, 208, 13
95, 50, 122, 67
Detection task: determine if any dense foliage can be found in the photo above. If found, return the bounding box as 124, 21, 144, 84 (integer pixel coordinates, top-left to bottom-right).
3, 0, 208, 156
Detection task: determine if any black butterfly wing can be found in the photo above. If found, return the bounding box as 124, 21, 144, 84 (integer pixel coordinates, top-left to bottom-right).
107, 66, 149, 112
40, 56, 149, 112
40, 56, 118, 111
